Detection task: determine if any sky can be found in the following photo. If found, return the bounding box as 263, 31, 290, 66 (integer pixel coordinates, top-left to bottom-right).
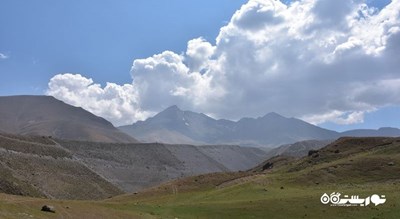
1, 0, 399, 132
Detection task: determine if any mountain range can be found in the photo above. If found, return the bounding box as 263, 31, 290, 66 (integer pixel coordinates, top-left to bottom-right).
119, 105, 400, 147
1, 95, 399, 147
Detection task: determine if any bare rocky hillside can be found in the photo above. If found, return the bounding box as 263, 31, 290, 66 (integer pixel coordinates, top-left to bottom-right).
58, 140, 268, 192
0, 95, 137, 143
0, 133, 123, 200
0, 133, 268, 198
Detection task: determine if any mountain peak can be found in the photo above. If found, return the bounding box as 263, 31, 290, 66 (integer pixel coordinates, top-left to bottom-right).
154, 105, 184, 120
164, 105, 182, 112
262, 112, 286, 119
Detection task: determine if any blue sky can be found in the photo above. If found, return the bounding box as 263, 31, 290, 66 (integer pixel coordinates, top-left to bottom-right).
0, 0, 246, 94
1, 0, 399, 131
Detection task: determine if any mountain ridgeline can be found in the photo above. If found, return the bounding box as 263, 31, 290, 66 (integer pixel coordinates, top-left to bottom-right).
119, 106, 339, 147
119, 105, 400, 147
0, 95, 138, 143
1, 96, 398, 147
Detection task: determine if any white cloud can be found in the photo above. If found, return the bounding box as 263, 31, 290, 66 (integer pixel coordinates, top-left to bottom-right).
47, 0, 400, 126
47, 73, 149, 126
130, 50, 224, 112
185, 37, 215, 72
302, 110, 368, 125
0, 53, 8, 59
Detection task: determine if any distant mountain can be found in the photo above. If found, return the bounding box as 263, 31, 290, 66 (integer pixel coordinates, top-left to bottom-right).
119, 105, 220, 145
0, 95, 138, 143
341, 127, 400, 137
119, 106, 340, 147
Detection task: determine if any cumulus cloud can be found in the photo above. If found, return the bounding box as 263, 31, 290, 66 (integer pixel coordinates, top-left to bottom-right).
130, 50, 224, 111
185, 38, 215, 72
47, 73, 149, 126
47, 0, 400, 126
0, 53, 8, 59
302, 110, 368, 125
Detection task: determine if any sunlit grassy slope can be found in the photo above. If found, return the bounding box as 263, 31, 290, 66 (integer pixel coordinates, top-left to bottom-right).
0, 137, 399, 219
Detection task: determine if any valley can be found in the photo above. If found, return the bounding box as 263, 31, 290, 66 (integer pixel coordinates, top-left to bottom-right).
0, 137, 399, 218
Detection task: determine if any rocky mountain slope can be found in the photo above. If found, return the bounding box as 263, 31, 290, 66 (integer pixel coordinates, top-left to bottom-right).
58, 140, 267, 192
0, 133, 122, 200
264, 139, 333, 159
0, 133, 268, 197
0, 95, 137, 143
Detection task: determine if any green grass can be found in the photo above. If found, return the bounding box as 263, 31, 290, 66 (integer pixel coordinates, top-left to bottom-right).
104, 176, 399, 219
0, 174, 398, 219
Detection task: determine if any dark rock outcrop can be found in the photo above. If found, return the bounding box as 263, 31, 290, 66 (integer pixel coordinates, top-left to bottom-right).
41, 205, 55, 213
